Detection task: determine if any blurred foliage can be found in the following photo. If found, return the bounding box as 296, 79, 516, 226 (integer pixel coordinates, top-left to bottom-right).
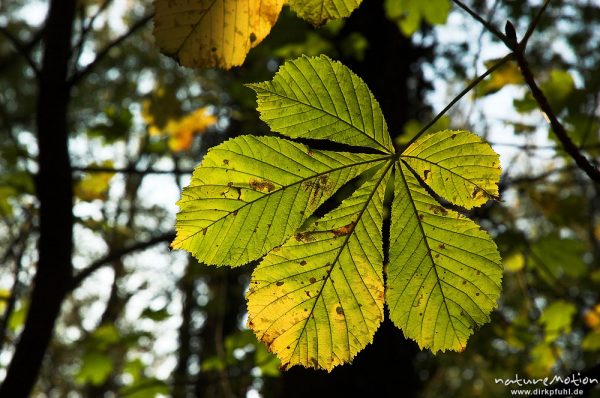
0, 0, 599, 397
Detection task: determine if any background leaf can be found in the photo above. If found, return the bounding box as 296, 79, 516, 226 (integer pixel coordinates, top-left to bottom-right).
153, 0, 284, 69
287, 0, 363, 26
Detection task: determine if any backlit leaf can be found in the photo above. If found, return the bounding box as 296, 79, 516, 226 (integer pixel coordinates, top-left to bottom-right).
74, 162, 115, 202
539, 300, 576, 343
400, 130, 501, 209
148, 107, 217, 152
153, 0, 284, 69
287, 0, 363, 26
174, 56, 502, 368
384, 0, 451, 36
173, 135, 387, 265
386, 161, 502, 352
248, 55, 394, 153
247, 164, 391, 371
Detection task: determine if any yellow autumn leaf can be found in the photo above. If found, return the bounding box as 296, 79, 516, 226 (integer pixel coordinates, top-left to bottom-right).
75, 162, 115, 201
153, 0, 284, 69
149, 107, 217, 152
584, 304, 600, 330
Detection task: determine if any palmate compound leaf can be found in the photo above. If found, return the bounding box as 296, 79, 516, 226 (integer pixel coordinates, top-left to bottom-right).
287, 0, 363, 26
247, 163, 391, 371
153, 0, 284, 69
172, 135, 387, 265
173, 56, 503, 369
248, 55, 394, 154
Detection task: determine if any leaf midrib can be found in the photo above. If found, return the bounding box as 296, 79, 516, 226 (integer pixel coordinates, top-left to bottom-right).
400, 154, 498, 199
288, 160, 393, 364
251, 85, 393, 154
397, 161, 463, 350
174, 155, 389, 246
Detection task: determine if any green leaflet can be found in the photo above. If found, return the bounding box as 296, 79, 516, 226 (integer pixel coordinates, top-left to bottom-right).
173, 135, 386, 265
174, 56, 503, 369
401, 130, 501, 209
384, 0, 451, 36
248, 55, 394, 154
386, 162, 502, 352
248, 163, 391, 371
287, 0, 363, 26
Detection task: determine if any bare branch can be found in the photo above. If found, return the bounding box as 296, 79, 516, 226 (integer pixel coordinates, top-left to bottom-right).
72, 166, 194, 175
69, 231, 175, 290
451, 0, 513, 48
514, 51, 600, 182
404, 52, 514, 148
0, 26, 40, 77
68, 14, 153, 87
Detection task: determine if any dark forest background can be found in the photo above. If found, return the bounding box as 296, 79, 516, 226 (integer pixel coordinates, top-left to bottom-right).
1, 0, 600, 397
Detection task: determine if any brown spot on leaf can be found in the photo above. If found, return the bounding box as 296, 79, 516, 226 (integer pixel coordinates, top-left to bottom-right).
249, 32, 257, 42
438, 244, 445, 249
305, 291, 311, 297
336, 306, 344, 316
429, 205, 448, 216
423, 169, 431, 180
332, 220, 356, 237
451, 133, 457, 139
223, 159, 229, 165
276, 281, 284, 286
309, 277, 316, 284
476, 270, 481, 275
202, 228, 207, 236
249, 178, 276, 192
300, 260, 307, 266
295, 231, 315, 242
419, 214, 424, 221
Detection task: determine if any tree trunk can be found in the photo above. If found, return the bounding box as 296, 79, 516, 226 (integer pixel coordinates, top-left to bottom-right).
0, 0, 75, 396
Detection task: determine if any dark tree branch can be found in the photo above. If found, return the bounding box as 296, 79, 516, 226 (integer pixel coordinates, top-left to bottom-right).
0, 0, 77, 395
514, 51, 600, 182
0, 25, 40, 77
72, 166, 194, 175
455, 0, 600, 182
69, 232, 175, 290
68, 14, 152, 87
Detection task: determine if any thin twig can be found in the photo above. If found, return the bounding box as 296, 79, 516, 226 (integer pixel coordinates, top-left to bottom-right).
0, 239, 28, 354
404, 52, 514, 148
69, 231, 175, 290
519, 0, 552, 51
514, 52, 600, 182
68, 14, 152, 87
0, 26, 40, 77
72, 166, 194, 175
455, 0, 600, 182
451, 0, 512, 48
